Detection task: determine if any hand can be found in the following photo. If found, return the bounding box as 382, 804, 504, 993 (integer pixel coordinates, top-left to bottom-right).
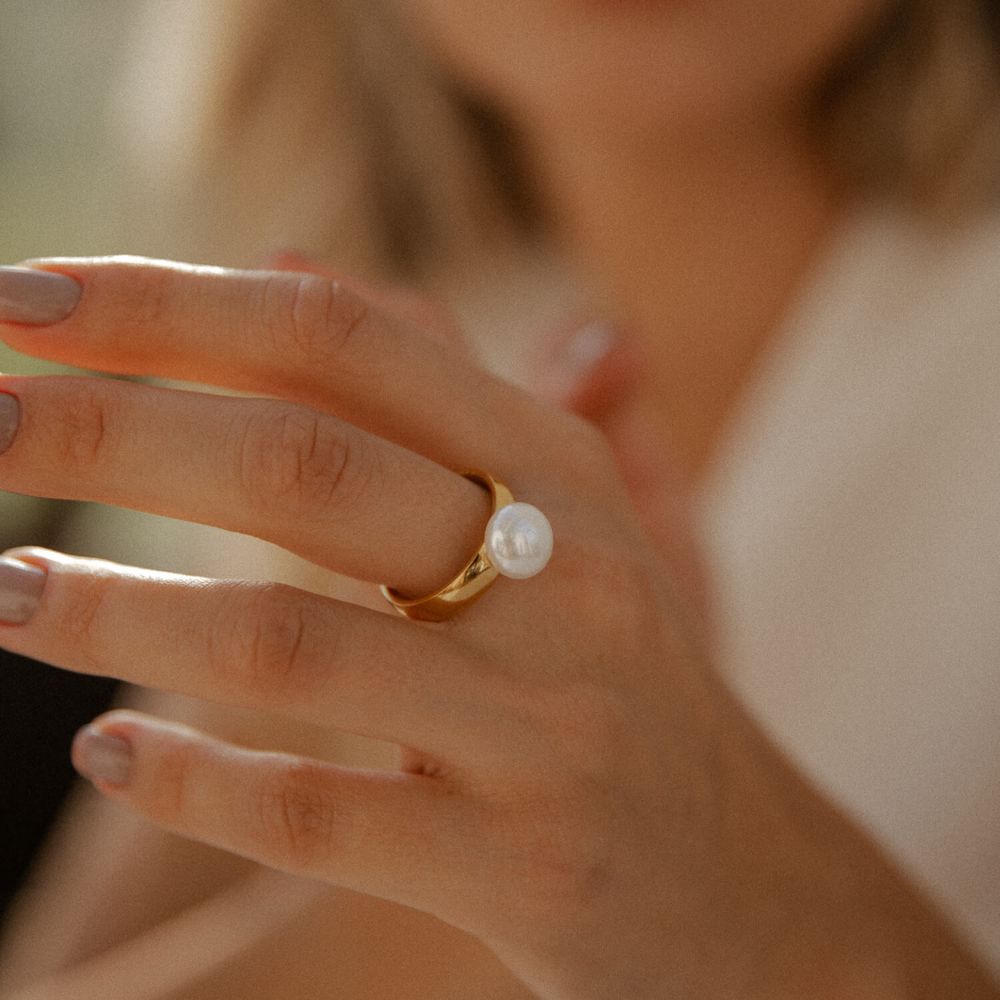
0, 259, 992, 1000
527, 317, 710, 622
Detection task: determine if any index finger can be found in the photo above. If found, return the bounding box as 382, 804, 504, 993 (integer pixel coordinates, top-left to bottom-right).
0, 258, 574, 477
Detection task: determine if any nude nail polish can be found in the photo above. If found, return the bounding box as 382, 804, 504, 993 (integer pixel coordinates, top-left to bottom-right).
0, 267, 82, 325
0, 556, 45, 624
72, 726, 133, 787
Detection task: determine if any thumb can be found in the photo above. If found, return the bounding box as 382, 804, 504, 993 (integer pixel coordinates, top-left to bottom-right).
531, 321, 710, 621
531, 320, 636, 421
600, 398, 711, 622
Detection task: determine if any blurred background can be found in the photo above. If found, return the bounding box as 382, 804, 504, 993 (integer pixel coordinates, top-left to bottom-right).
0, 4, 132, 263
0, 2, 132, 538
0, 0, 564, 929
0, 2, 311, 923
0, 0, 422, 925
0, 0, 138, 921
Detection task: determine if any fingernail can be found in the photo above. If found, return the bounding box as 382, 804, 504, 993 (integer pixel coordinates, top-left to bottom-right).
0, 392, 19, 454
545, 321, 617, 398
257, 248, 313, 270
0, 267, 82, 325
72, 725, 133, 787
0, 556, 46, 624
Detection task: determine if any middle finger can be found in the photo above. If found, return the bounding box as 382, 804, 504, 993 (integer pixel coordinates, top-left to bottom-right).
0, 375, 491, 598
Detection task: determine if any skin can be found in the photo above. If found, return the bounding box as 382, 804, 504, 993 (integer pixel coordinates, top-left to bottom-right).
0, 260, 993, 999
0, 1, 998, 997
398, 0, 891, 482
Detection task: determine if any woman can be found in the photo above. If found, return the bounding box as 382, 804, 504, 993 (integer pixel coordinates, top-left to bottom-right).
1, 0, 999, 996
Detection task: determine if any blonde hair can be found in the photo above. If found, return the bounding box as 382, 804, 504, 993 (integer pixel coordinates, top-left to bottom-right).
815, 0, 1000, 219
123, 0, 1000, 283
121, 0, 532, 287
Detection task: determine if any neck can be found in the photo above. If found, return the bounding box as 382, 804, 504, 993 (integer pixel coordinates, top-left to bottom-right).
526, 114, 842, 486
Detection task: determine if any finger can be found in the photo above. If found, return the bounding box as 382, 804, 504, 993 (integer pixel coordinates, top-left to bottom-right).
261, 251, 472, 355
530, 322, 709, 619
599, 399, 710, 621
0, 550, 510, 759
529, 319, 634, 419
71, 711, 486, 923
0, 375, 491, 597
0, 258, 568, 474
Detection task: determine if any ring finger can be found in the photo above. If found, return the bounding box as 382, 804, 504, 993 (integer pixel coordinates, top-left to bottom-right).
0, 549, 519, 760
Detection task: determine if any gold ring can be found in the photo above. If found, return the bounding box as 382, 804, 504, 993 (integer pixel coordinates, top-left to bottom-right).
379, 470, 552, 622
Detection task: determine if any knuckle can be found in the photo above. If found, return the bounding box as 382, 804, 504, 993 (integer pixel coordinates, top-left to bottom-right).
49, 382, 114, 472
54, 569, 119, 670
125, 263, 174, 330
565, 537, 658, 647
147, 738, 200, 828
261, 273, 369, 366
99, 259, 175, 339
234, 405, 358, 518
540, 816, 616, 921
210, 584, 316, 704
491, 782, 617, 929
255, 760, 337, 870
480, 685, 632, 929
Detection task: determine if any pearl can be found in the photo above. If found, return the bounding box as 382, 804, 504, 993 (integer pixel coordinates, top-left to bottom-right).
484, 502, 553, 580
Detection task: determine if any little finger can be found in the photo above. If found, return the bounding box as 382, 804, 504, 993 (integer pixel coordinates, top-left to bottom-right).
72, 710, 487, 923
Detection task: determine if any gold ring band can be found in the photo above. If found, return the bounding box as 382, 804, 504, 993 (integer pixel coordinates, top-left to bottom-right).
379, 470, 514, 622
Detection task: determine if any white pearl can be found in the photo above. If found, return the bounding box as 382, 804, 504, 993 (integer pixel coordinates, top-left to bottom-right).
484, 502, 553, 580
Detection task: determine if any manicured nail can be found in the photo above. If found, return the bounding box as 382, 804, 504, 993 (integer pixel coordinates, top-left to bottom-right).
0, 556, 45, 624
72, 725, 133, 787
0, 267, 82, 325
0, 393, 19, 454
545, 321, 616, 398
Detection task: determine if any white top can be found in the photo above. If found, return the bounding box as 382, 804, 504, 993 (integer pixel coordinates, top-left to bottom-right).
696, 205, 1000, 973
